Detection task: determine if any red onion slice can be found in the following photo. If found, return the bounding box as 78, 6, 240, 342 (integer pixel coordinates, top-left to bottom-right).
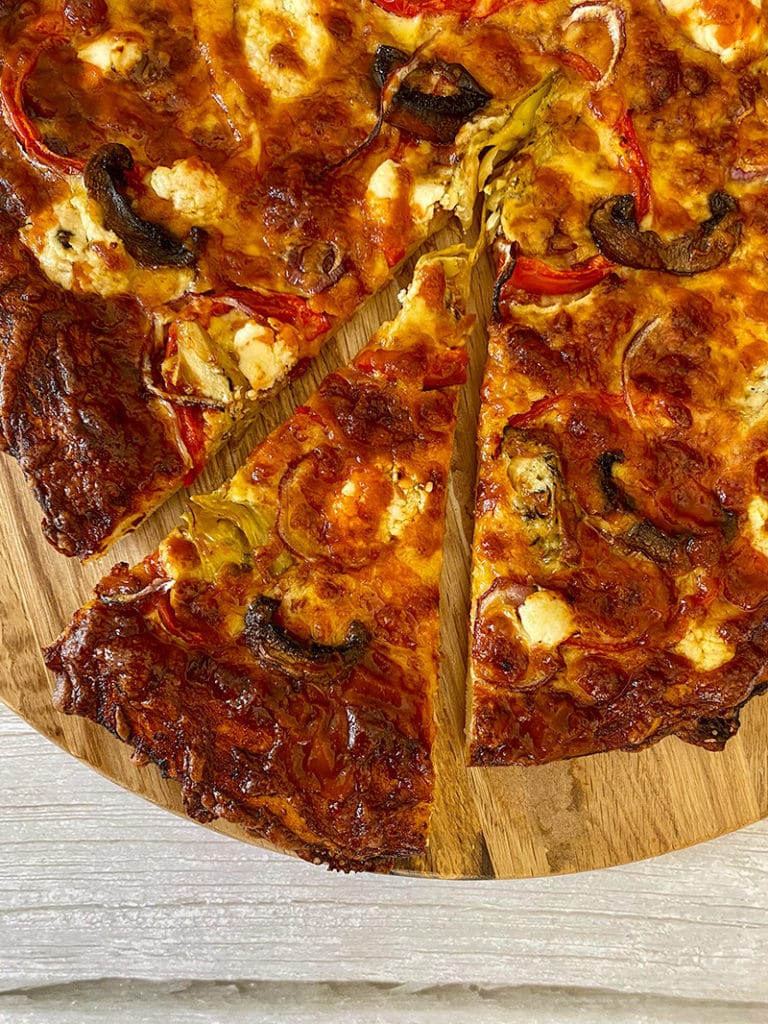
562, 1, 627, 90
99, 578, 173, 606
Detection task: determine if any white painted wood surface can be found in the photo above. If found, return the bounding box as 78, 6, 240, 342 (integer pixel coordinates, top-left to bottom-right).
1, 701, 767, 1022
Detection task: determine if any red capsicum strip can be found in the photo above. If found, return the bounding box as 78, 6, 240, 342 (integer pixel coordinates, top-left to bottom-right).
614, 110, 651, 220
503, 252, 614, 296
208, 290, 332, 343
176, 406, 207, 487
560, 40, 652, 220
0, 22, 86, 177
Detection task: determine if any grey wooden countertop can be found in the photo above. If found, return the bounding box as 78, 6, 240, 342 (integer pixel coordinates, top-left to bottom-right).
1, 702, 766, 1023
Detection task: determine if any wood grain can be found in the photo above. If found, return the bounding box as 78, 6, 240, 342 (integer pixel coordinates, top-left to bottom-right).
1, 235, 767, 879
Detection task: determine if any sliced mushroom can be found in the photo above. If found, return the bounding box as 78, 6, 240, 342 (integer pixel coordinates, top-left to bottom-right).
589, 192, 742, 275
84, 143, 196, 268
595, 450, 628, 511
371, 45, 491, 145
243, 596, 370, 684
622, 518, 689, 568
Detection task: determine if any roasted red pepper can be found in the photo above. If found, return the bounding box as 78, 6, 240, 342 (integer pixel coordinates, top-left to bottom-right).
502, 251, 614, 297
176, 406, 207, 487
614, 110, 651, 220
423, 347, 469, 388
208, 290, 332, 343
0, 20, 86, 176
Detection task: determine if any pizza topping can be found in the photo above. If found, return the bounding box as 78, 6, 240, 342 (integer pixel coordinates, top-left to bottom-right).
277, 449, 392, 568
98, 577, 174, 606
560, 1, 627, 90
493, 242, 613, 307
242, 596, 370, 683
237, 0, 333, 101
285, 240, 345, 293
674, 621, 736, 672
589, 192, 742, 274
180, 493, 273, 577
63, 0, 108, 32
622, 519, 690, 569
84, 143, 197, 268
0, 27, 87, 177
77, 32, 146, 76
159, 320, 248, 410
148, 159, 226, 225
517, 589, 575, 647
371, 45, 491, 144
658, 0, 763, 66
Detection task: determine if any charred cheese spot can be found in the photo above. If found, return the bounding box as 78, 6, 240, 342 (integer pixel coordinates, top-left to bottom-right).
659, 0, 764, 65
237, 0, 333, 99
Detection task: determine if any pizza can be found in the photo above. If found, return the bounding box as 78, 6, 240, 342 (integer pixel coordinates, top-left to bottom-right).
45, 251, 474, 870
0, 0, 544, 557
468, 0, 768, 764
6, 0, 768, 870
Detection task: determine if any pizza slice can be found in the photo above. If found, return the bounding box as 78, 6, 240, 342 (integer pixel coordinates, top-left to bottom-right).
467, 0, 768, 764
0, 0, 550, 558
45, 250, 474, 870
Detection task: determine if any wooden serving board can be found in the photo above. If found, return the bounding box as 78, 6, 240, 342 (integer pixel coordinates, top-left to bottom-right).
1, 236, 767, 879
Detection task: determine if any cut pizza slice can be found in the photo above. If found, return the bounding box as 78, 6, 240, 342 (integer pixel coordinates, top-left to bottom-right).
45, 250, 474, 870
0, 0, 552, 558
467, 4, 768, 765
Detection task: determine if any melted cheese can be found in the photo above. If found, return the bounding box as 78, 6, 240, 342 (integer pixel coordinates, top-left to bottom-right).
747, 496, 768, 558
518, 591, 574, 648
22, 179, 193, 301
383, 470, 431, 539
149, 159, 227, 225
659, 0, 764, 64
227, 321, 293, 393
674, 622, 735, 672
78, 33, 145, 75
237, 0, 333, 99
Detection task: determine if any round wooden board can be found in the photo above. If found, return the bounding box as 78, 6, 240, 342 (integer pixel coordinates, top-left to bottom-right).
1, 234, 767, 879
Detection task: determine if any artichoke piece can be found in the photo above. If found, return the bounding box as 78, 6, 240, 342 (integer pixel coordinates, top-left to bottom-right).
162, 320, 250, 409
181, 492, 275, 577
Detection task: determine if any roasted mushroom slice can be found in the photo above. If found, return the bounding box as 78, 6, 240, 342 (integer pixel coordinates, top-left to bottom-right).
371, 45, 491, 145
84, 143, 196, 268
243, 596, 370, 684
589, 192, 742, 275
